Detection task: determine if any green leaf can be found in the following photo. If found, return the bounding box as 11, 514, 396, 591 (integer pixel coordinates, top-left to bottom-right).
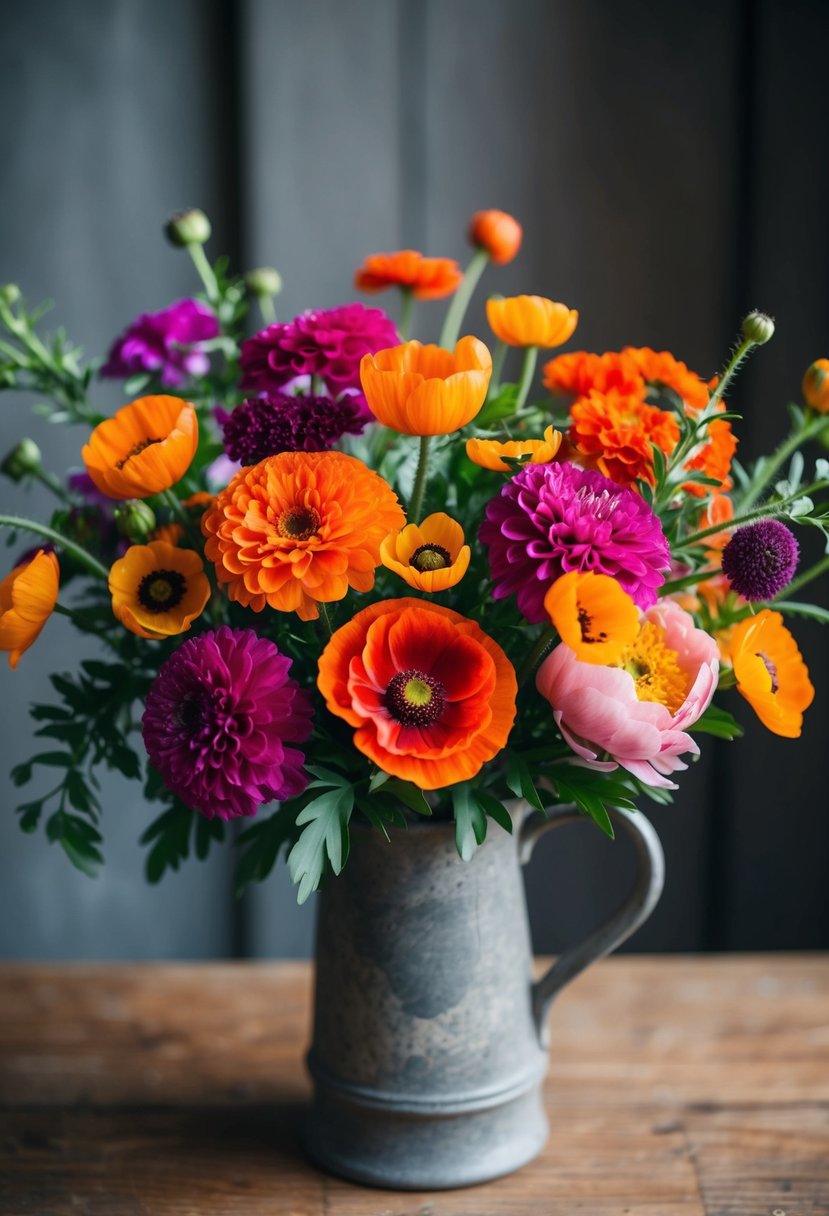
773, 600, 829, 625
476, 383, 519, 429
505, 753, 546, 814
288, 787, 354, 904
65, 770, 99, 816
368, 768, 391, 792
304, 763, 354, 789
140, 805, 194, 883
234, 809, 295, 895
194, 815, 225, 861
473, 789, 513, 834
16, 800, 44, 832
374, 777, 432, 817
356, 794, 409, 839
691, 704, 745, 740
452, 783, 487, 861
108, 744, 142, 780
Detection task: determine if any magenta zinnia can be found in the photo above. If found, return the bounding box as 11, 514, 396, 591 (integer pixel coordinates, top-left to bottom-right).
142, 627, 313, 820
100, 298, 219, 387
480, 461, 670, 623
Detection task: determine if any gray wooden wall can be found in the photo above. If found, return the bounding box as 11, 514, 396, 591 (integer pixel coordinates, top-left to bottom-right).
1, 0, 827, 960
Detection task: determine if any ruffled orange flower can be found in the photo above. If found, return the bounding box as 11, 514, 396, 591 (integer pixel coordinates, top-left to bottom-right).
622, 347, 713, 413
466, 425, 562, 472
202, 451, 404, 621
109, 540, 210, 639
486, 296, 578, 348
803, 358, 829, 414
683, 418, 737, 497
318, 598, 517, 789
380, 513, 470, 592
729, 609, 814, 738
360, 338, 492, 435
354, 250, 463, 300
82, 395, 198, 500
542, 350, 645, 399
544, 571, 640, 665
0, 550, 59, 669
468, 210, 522, 264
568, 389, 680, 487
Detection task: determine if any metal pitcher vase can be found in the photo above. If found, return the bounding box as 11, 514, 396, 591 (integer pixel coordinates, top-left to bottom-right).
305, 799, 665, 1190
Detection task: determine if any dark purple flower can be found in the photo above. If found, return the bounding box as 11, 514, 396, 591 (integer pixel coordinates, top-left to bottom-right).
68, 470, 113, 510
218, 392, 368, 466
100, 298, 220, 387
721, 519, 799, 601
480, 461, 670, 623
239, 302, 398, 397
142, 627, 313, 820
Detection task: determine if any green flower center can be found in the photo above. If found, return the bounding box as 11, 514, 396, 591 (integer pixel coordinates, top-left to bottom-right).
410, 543, 451, 572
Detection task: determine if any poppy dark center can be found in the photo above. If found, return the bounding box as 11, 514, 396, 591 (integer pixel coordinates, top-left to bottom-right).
577, 605, 608, 644
278, 505, 321, 541
757, 650, 779, 694
410, 543, 451, 572
385, 668, 446, 727
116, 437, 163, 468
138, 569, 187, 613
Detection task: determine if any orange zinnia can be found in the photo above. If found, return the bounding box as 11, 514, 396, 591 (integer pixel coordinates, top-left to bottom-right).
380, 513, 470, 593
466, 425, 562, 472
202, 451, 404, 621
542, 350, 645, 400
802, 358, 829, 414
468, 210, 523, 264
354, 250, 463, 300
82, 395, 198, 500
729, 610, 814, 738
544, 571, 640, 665
317, 598, 517, 789
360, 338, 492, 435
0, 550, 59, 669
109, 540, 211, 639
486, 295, 578, 348
569, 389, 680, 487
683, 417, 737, 497
622, 347, 712, 413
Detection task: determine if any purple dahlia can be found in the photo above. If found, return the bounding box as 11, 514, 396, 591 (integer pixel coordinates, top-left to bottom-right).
142, 627, 313, 820
480, 461, 671, 623
218, 392, 368, 466
721, 519, 798, 601
100, 298, 219, 387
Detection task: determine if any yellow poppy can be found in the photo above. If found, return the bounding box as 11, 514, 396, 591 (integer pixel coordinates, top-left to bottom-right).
544, 570, 640, 665
109, 540, 210, 639
380, 513, 470, 592
82, 395, 198, 500
359, 338, 492, 435
466, 425, 562, 472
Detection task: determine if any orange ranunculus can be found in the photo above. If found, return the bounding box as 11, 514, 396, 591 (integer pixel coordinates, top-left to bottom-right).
683, 417, 737, 497
802, 358, 829, 413
109, 540, 210, 639
82, 395, 198, 500
486, 295, 578, 349
542, 350, 645, 400
544, 571, 640, 665
317, 598, 517, 789
728, 609, 814, 738
360, 337, 492, 435
568, 389, 680, 487
354, 250, 463, 300
468, 210, 522, 264
622, 347, 713, 413
0, 550, 59, 669
202, 450, 404, 621
466, 425, 562, 472
380, 513, 470, 593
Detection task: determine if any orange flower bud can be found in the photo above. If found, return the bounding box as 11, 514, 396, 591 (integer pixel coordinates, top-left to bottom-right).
803, 359, 829, 414
468, 210, 523, 265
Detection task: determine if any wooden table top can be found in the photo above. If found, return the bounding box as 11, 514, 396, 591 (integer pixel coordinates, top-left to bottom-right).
0, 956, 827, 1215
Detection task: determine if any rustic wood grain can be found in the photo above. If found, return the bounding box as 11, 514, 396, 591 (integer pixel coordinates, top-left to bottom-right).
0, 956, 827, 1214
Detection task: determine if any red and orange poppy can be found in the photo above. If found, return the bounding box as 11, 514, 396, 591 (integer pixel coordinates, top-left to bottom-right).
468, 210, 523, 264
354, 250, 463, 300
360, 337, 492, 435
728, 609, 814, 738
486, 295, 578, 349
82, 395, 198, 500
0, 550, 59, 668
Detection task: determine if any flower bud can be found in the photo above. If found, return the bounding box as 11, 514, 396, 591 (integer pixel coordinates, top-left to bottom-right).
165, 209, 212, 247
0, 284, 21, 306
1, 438, 42, 482
469, 209, 523, 265
741, 311, 775, 345
244, 267, 283, 298
802, 358, 829, 415
114, 499, 157, 542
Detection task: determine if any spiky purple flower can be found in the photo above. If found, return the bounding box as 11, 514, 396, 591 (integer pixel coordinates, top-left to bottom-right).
101, 298, 219, 387
721, 519, 798, 601
218, 392, 367, 466
480, 461, 670, 623
142, 627, 313, 820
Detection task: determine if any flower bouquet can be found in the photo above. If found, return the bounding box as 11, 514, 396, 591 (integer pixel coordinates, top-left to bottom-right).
1, 206, 827, 1186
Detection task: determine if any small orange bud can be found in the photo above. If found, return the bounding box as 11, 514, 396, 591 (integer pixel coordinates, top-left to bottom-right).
803, 359, 829, 414
468, 210, 522, 265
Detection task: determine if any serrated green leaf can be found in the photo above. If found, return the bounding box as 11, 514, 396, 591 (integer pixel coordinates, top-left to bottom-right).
304, 764, 353, 788
288, 787, 354, 903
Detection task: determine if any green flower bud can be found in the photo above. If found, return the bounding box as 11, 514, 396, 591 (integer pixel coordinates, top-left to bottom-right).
244, 267, 283, 298
741, 311, 775, 345
0, 284, 21, 306
114, 500, 157, 542
1, 438, 42, 482
165, 209, 212, 248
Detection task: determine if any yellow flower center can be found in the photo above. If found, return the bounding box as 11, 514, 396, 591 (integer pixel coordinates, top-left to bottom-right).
617, 622, 689, 715
410, 543, 451, 572
277, 505, 321, 541
137, 569, 187, 613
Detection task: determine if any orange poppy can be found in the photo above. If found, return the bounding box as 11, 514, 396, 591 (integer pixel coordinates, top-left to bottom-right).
354, 250, 463, 300
202, 450, 404, 621
728, 609, 814, 738
683, 417, 737, 497
568, 389, 680, 487
82, 395, 198, 500
380, 513, 470, 592
317, 598, 517, 789
544, 571, 640, 665
486, 295, 578, 348
542, 350, 645, 400
0, 550, 59, 669
109, 540, 210, 639
622, 347, 713, 413
468, 210, 523, 264
360, 337, 492, 435
802, 358, 829, 414
466, 425, 562, 472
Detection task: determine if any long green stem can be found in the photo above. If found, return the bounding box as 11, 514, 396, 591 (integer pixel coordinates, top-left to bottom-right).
677, 479, 828, 550
319, 602, 334, 637
34, 467, 72, 504
398, 289, 414, 340
439, 248, 490, 350
740, 412, 829, 512
513, 347, 539, 412
518, 625, 556, 686
257, 295, 276, 326
187, 242, 220, 306
490, 340, 507, 392
0, 514, 109, 579
707, 336, 755, 415
659, 567, 721, 595
408, 435, 431, 522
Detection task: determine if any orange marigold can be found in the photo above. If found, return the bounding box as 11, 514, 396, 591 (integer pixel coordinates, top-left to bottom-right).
354, 250, 463, 300
542, 350, 645, 400
569, 389, 680, 487
622, 347, 713, 413
202, 451, 404, 621
683, 418, 737, 497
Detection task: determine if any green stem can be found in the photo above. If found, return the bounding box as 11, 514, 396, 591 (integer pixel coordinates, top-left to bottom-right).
513, 347, 539, 413
398, 289, 414, 340
34, 467, 71, 504
408, 435, 431, 522
677, 480, 828, 550
257, 295, 277, 326
707, 336, 755, 415
319, 602, 334, 637
187, 242, 220, 306
490, 340, 508, 392
438, 248, 490, 350
0, 514, 109, 579
772, 553, 829, 602
162, 489, 201, 550
659, 567, 721, 595
518, 624, 556, 686
740, 412, 829, 512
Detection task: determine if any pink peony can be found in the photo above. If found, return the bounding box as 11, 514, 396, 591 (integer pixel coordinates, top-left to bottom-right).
536, 599, 718, 789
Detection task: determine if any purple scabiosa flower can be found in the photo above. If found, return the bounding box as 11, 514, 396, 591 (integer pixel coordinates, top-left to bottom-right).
480, 462, 670, 623
218, 392, 368, 466
721, 519, 799, 601
142, 627, 313, 820
239, 302, 398, 397
100, 298, 220, 387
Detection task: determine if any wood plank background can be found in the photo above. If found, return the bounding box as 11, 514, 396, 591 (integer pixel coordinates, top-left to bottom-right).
0, 0, 827, 960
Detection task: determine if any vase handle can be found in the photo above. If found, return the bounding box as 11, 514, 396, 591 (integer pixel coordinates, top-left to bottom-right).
519, 802, 665, 1044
